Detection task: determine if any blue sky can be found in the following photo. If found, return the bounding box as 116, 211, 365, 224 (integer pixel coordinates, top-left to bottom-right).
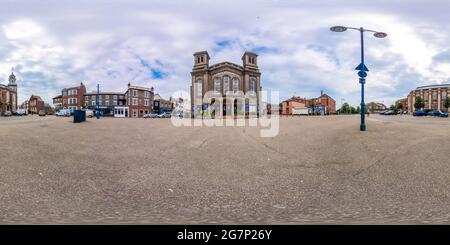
1, 0, 450, 107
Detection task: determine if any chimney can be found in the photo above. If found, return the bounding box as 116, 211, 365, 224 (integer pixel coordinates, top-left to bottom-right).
321, 90, 323, 96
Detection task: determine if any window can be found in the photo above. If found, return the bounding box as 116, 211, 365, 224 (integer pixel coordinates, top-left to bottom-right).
132, 98, 138, 105
105, 100, 110, 106
196, 79, 203, 96
233, 78, 239, 94
69, 98, 77, 104
133, 110, 138, 117
144, 99, 149, 106
250, 79, 255, 94
105, 95, 110, 100
113, 95, 118, 100
85, 101, 88, 106
214, 77, 221, 93
133, 90, 137, 97
113, 100, 117, 105
63, 91, 67, 96
223, 76, 229, 94
91, 95, 96, 100
71, 89, 77, 95
140, 110, 144, 115
85, 96, 89, 101
432, 91, 437, 100
92, 101, 96, 106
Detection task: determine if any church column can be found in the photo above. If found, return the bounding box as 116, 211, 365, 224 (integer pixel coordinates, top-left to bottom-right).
428, 89, 432, 110
438, 88, 441, 111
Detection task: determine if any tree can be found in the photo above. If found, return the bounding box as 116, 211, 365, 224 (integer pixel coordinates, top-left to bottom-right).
414, 96, 424, 111
389, 104, 396, 111
444, 96, 450, 112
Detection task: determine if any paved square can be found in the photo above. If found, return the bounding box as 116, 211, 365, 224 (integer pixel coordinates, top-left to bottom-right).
0, 115, 449, 224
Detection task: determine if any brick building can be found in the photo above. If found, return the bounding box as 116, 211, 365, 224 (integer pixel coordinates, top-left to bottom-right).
52, 95, 62, 111
125, 83, 154, 118
0, 71, 18, 114
153, 94, 172, 114
84, 92, 126, 116
407, 84, 450, 112
61, 82, 87, 112
54, 82, 154, 117
281, 91, 336, 115
366, 102, 387, 114
395, 98, 408, 112
28, 94, 45, 114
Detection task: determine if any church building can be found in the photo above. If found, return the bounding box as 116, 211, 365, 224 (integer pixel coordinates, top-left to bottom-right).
190, 51, 262, 118
0, 70, 18, 114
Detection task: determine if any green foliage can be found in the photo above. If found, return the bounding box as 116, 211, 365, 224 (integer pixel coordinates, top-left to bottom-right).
414, 96, 424, 110
444, 96, 450, 110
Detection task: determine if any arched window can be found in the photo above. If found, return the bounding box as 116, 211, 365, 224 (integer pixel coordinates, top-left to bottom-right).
214, 77, 221, 93
223, 76, 230, 94
250, 78, 255, 94
196, 79, 203, 96
232, 78, 239, 94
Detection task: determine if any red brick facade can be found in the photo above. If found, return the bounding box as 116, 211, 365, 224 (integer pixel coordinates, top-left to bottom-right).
61, 83, 86, 111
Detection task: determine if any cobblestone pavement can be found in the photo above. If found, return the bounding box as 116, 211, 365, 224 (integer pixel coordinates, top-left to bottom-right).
0, 115, 449, 224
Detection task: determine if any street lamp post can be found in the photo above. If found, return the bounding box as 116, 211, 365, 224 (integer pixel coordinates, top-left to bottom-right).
330, 26, 387, 131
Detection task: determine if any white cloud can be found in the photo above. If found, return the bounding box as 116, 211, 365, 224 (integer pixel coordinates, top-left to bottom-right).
0, 0, 449, 107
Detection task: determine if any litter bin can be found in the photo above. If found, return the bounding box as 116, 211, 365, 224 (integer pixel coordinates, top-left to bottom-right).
73, 110, 86, 123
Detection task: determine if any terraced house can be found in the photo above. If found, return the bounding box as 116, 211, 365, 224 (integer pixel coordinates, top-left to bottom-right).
125, 83, 154, 118
61, 82, 87, 112
54, 82, 154, 118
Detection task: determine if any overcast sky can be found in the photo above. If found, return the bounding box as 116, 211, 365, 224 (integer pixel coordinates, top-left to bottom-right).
1, 0, 450, 107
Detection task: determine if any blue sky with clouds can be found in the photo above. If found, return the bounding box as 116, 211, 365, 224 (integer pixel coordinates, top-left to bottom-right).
1, 0, 450, 107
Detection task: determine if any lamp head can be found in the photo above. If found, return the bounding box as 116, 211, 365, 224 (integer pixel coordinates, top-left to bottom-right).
330, 26, 347, 32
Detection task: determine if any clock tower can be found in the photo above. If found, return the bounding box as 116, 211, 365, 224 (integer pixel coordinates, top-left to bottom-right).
8, 70, 17, 92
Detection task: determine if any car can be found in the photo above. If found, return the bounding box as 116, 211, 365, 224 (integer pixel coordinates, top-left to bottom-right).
379, 110, 389, 115
38, 110, 46, 116
384, 110, 396, 115
56, 109, 71, 117
84, 109, 94, 118
427, 110, 449, 117
144, 112, 159, 118
16, 109, 28, 116
413, 110, 427, 117
2, 111, 12, 117
157, 112, 172, 118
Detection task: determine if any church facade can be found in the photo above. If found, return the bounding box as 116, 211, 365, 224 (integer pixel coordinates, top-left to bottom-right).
190, 51, 262, 118
0, 71, 18, 114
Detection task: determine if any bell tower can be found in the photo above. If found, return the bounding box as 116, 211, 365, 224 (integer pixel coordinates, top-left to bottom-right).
193, 51, 210, 71
242, 51, 258, 70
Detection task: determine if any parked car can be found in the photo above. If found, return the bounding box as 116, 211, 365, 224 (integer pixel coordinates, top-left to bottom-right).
16, 109, 27, 116
384, 110, 396, 115
379, 110, 389, 115
427, 110, 449, 117
157, 112, 172, 118
2, 111, 12, 117
413, 110, 427, 117
85, 109, 94, 118
144, 112, 159, 118
56, 109, 71, 117
38, 110, 46, 116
